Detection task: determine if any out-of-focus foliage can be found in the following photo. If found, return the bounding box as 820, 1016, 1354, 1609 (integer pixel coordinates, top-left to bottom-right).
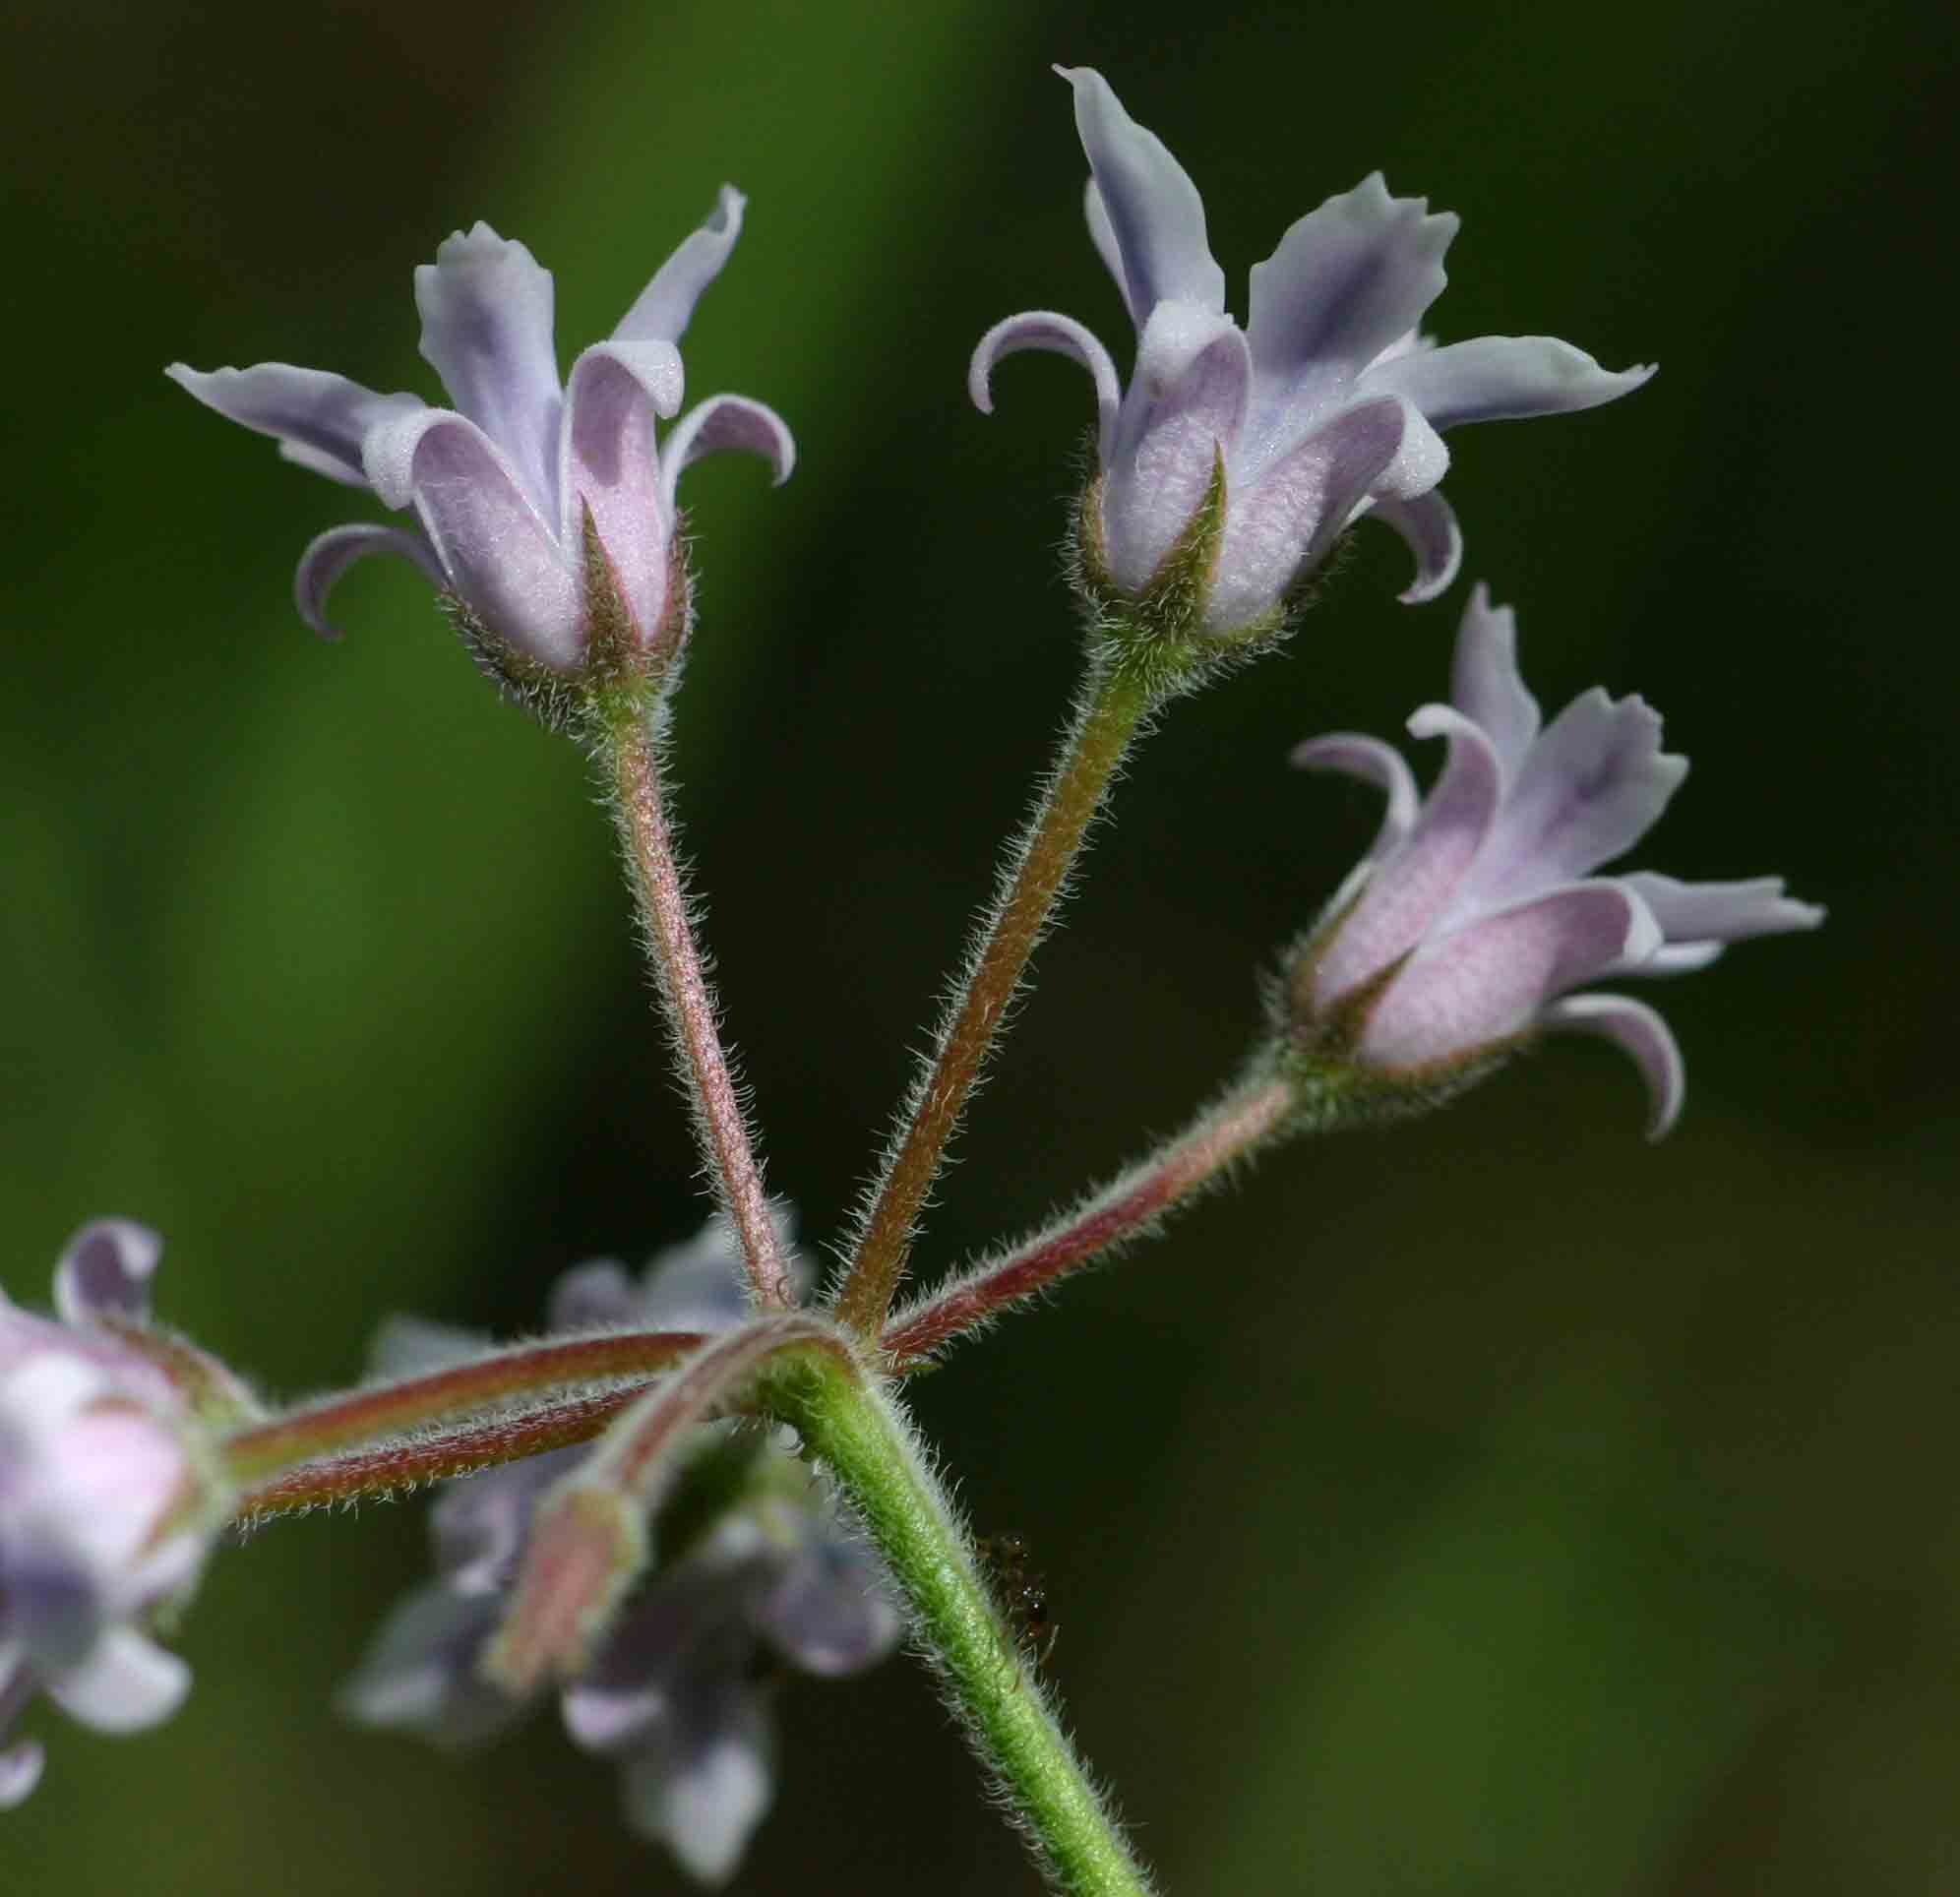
1, 0, 1952, 1890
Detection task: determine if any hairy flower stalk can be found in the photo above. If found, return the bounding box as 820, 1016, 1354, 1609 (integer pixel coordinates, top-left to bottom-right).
833, 658, 1157, 1335
219, 1328, 707, 1493
602, 704, 796, 1309
881, 1071, 1297, 1369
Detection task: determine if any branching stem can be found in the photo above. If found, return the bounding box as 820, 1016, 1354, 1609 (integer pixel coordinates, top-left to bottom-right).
834, 661, 1154, 1334
882, 1071, 1296, 1368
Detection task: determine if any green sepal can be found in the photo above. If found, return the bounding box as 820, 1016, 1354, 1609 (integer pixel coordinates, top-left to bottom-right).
1069, 454, 1287, 704
440, 504, 689, 738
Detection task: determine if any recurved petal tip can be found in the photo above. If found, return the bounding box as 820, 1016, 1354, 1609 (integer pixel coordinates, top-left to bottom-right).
1540, 991, 1686, 1138
53, 1220, 160, 1328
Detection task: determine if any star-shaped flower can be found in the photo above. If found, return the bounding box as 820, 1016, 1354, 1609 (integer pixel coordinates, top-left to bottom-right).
170, 192, 792, 690
1289, 586, 1823, 1132
972, 69, 1652, 638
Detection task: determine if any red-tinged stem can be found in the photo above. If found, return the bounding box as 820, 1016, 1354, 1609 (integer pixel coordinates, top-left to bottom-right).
232, 1391, 643, 1519
605, 706, 795, 1310
833, 662, 1155, 1336
219, 1330, 704, 1488
881, 1073, 1297, 1369
487, 1316, 856, 1689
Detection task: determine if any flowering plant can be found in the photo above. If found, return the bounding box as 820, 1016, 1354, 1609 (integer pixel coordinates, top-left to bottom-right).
8, 61, 1822, 1896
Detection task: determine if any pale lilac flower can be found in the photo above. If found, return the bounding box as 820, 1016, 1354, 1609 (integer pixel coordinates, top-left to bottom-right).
169, 191, 793, 679
342, 1217, 898, 1885
1289, 587, 1823, 1133
0, 1223, 215, 1805
971, 68, 1653, 636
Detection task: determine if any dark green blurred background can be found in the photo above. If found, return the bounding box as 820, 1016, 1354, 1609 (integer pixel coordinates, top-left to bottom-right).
3, 0, 1954, 1890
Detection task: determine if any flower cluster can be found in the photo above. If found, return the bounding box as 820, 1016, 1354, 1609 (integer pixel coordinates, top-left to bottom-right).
973, 68, 1652, 640
341, 1219, 898, 1885
1, 1224, 222, 1805
170, 191, 793, 701
1288, 586, 1823, 1131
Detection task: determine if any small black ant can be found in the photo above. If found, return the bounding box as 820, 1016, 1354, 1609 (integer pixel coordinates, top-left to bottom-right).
978, 1531, 1058, 1666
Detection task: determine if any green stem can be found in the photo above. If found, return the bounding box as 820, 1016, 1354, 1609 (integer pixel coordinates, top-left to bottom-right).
774, 1353, 1158, 1897
601, 703, 795, 1310
219, 1329, 704, 1488
834, 660, 1155, 1334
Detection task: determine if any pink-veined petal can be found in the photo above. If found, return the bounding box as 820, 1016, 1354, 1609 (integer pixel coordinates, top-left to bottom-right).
968, 310, 1122, 468
1059, 67, 1225, 324
361, 409, 582, 671
1540, 992, 1685, 1138
561, 346, 675, 643
293, 523, 446, 640
1103, 304, 1250, 592
414, 224, 563, 518
1313, 703, 1504, 1009
1204, 395, 1415, 633
1361, 879, 1659, 1069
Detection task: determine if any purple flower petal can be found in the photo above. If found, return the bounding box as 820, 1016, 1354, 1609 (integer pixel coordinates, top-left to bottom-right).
430, 1452, 579, 1595
1540, 992, 1685, 1139
44, 1626, 189, 1734
1367, 484, 1462, 604
414, 223, 564, 519
1288, 733, 1421, 862
0, 1740, 43, 1810
1362, 335, 1655, 431
52, 1220, 158, 1329
1246, 174, 1456, 418
1059, 67, 1225, 325
1460, 688, 1687, 915
613, 186, 747, 353
1211, 395, 1443, 630
337, 1583, 521, 1748
637, 1218, 768, 1329
560, 346, 675, 643
618, 1683, 775, 1885
361, 409, 583, 671
968, 311, 1123, 468
1313, 704, 1505, 1009
1102, 305, 1250, 591
1362, 880, 1660, 1068
755, 1534, 901, 1678
548, 1260, 640, 1332
1621, 872, 1826, 948
292, 523, 446, 641
165, 363, 421, 488
1448, 584, 1541, 779
659, 394, 796, 521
